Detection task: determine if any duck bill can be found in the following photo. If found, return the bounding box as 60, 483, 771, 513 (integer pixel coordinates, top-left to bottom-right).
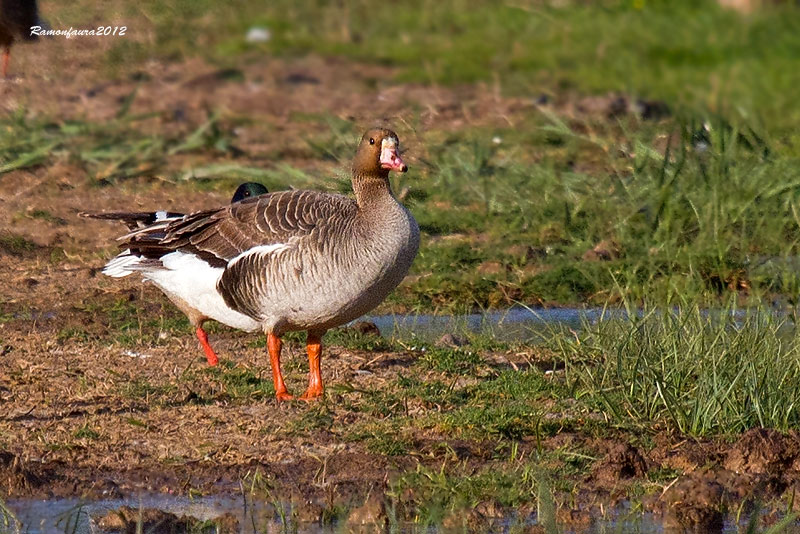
379, 138, 408, 173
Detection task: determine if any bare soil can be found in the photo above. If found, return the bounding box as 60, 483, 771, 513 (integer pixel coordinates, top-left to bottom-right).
3, 223, 800, 532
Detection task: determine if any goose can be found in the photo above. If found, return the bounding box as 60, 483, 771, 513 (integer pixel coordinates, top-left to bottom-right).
97, 129, 418, 400
0, 0, 41, 77
83, 182, 269, 366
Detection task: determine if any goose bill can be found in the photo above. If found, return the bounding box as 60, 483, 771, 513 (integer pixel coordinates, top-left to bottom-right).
379, 138, 408, 173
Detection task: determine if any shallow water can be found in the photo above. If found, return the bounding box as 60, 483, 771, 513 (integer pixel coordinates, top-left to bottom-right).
4, 495, 266, 534
5, 495, 800, 534
0, 495, 637, 534
15, 306, 791, 345
363, 305, 796, 343
363, 307, 610, 342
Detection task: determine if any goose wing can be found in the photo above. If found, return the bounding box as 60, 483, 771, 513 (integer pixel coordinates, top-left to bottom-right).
118, 189, 357, 268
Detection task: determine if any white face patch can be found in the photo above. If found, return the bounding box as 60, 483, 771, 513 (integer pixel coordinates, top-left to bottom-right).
380, 137, 398, 151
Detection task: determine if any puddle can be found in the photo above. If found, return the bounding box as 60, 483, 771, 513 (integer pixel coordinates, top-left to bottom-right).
363, 306, 797, 343
4, 495, 265, 534
0, 495, 629, 534
363, 307, 609, 342
4, 495, 799, 534
13, 305, 793, 345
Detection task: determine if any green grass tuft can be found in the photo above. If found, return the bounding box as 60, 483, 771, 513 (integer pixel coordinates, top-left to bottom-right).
557, 300, 800, 435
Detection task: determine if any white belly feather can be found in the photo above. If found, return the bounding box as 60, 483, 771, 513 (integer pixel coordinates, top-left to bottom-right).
105, 250, 260, 332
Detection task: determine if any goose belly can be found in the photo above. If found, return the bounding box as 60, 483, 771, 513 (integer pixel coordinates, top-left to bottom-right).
260, 236, 418, 333
146, 251, 261, 332
306, 257, 412, 328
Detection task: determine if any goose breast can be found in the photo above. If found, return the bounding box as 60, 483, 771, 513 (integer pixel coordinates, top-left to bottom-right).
217, 190, 419, 333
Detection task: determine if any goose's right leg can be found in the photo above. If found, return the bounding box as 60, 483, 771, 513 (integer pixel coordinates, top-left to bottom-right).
195, 322, 219, 366
299, 332, 324, 401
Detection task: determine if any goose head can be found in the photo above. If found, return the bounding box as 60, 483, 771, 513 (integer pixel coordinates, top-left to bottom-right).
352, 128, 408, 178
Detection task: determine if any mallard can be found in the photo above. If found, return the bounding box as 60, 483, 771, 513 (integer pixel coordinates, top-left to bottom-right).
83, 182, 269, 365
230, 182, 269, 203
96, 129, 417, 401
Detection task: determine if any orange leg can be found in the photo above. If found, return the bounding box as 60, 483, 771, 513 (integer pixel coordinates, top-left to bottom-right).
2, 47, 9, 78
299, 332, 324, 401
195, 325, 219, 366
268, 333, 293, 401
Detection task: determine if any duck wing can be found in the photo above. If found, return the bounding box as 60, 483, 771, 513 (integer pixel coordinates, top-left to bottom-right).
80, 210, 184, 231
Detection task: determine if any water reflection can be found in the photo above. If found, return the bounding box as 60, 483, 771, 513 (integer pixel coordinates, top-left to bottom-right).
5, 496, 799, 534
363, 307, 609, 342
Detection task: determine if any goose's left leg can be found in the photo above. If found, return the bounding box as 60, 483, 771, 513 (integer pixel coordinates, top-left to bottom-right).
299, 331, 325, 401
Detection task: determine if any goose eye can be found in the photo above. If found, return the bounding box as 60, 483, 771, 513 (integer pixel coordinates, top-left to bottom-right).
369, 138, 375, 145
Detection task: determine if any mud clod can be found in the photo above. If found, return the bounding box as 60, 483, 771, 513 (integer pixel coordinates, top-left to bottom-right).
591, 441, 647, 484
347, 492, 387, 527
349, 321, 382, 337
292, 496, 325, 523
93, 506, 238, 534
557, 507, 592, 527
435, 333, 467, 348
582, 240, 621, 262
663, 472, 725, 532
724, 428, 800, 476
0, 450, 43, 493
441, 500, 503, 532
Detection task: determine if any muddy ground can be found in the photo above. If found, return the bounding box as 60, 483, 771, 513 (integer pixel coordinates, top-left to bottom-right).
3, 308, 800, 532
1, 41, 798, 531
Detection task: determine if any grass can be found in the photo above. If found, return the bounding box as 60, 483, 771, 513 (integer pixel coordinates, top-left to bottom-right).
12, 289, 800, 527
0, 233, 38, 256
82, 285, 800, 440
338, 352, 561, 447
118, 377, 177, 402
417, 347, 484, 375
397, 112, 800, 310
48, 287, 800, 455
556, 299, 800, 435
5, 1, 800, 530
82, 0, 800, 146
72, 423, 100, 440
415, 109, 800, 309
0, 108, 239, 184
3, 3, 800, 311
1, 0, 795, 312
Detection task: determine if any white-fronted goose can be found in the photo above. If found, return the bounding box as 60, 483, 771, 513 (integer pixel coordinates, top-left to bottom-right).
83, 182, 269, 366
98, 129, 418, 400
0, 0, 41, 77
